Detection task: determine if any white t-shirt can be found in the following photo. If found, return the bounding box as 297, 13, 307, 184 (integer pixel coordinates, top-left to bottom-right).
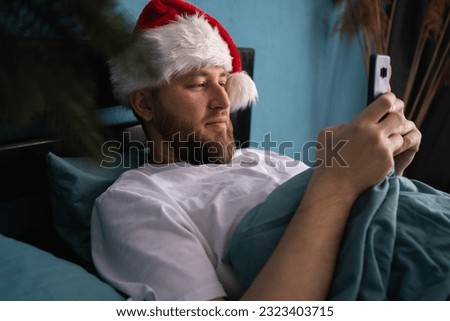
91, 148, 308, 300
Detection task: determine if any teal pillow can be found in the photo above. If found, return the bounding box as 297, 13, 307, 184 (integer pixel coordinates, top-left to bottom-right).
47, 149, 146, 265
0, 234, 124, 300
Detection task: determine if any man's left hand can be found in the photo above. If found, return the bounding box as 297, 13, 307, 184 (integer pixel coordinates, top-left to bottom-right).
391, 100, 422, 176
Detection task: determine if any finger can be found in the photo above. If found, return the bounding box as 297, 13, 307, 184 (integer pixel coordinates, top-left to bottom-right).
393, 127, 422, 156
359, 92, 397, 123
388, 133, 405, 154
393, 119, 416, 137
380, 110, 416, 137
392, 98, 405, 114
379, 111, 405, 134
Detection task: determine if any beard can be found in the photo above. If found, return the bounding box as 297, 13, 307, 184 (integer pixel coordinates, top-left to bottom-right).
151, 98, 236, 165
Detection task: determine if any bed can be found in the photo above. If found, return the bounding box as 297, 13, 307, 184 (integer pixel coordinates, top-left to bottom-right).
0, 119, 138, 299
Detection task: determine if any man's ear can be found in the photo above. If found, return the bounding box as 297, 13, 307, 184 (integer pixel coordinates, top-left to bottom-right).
129, 89, 153, 121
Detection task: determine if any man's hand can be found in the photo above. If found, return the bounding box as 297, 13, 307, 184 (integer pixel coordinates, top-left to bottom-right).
242, 92, 422, 301
390, 98, 421, 176
314, 93, 421, 197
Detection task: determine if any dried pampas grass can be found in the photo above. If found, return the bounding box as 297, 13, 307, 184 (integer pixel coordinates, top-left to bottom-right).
333, 0, 449, 128
333, 0, 394, 70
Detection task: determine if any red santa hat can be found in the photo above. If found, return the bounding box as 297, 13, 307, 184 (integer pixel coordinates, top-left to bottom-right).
110, 0, 258, 111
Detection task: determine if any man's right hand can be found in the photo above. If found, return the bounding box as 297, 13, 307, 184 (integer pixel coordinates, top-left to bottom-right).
314, 92, 414, 197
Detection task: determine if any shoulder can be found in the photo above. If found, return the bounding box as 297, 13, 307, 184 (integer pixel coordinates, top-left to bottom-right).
93, 165, 176, 217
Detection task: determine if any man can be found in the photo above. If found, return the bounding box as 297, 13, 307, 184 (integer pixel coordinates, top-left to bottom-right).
91, 0, 421, 300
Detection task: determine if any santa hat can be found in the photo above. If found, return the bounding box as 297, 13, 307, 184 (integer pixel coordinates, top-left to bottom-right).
109, 0, 258, 111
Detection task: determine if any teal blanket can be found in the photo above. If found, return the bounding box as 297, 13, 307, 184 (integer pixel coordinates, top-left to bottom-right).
224, 169, 450, 300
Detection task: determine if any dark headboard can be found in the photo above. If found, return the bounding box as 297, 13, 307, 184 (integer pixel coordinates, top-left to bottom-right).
231, 48, 254, 148
0, 123, 145, 268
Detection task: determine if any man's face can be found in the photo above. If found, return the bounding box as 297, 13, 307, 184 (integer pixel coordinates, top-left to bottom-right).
151, 66, 236, 164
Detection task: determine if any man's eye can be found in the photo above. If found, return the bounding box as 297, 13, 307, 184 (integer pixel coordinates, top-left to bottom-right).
186, 83, 203, 90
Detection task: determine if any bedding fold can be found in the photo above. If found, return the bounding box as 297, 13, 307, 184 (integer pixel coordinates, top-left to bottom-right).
224, 169, 450, 300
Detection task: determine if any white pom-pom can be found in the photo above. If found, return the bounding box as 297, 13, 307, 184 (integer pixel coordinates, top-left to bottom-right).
226, 71, 258, 112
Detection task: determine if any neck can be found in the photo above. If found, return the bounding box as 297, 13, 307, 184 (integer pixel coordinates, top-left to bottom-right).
149, 141, 179, 164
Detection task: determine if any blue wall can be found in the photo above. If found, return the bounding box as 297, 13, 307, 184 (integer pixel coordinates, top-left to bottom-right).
117, 0, 367, 162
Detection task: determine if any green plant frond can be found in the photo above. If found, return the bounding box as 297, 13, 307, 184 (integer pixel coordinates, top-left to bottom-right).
0, 0, 143, 157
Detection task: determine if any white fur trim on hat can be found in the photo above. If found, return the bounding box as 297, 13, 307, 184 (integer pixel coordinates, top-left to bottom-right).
110, 14, 232, 107
226, 71, 259, 111
110, 12, 258, 111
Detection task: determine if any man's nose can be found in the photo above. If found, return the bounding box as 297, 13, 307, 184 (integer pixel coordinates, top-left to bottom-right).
209, 83, 230, 110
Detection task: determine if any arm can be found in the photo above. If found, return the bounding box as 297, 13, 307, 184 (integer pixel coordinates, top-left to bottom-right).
240, 172, 359, 300
240, 93, 420, 300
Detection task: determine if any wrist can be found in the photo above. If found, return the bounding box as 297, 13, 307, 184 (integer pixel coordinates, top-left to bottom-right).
308, 168, 362, 204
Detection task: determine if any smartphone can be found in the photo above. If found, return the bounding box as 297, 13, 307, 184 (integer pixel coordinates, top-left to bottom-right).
367, 54, 391, 105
